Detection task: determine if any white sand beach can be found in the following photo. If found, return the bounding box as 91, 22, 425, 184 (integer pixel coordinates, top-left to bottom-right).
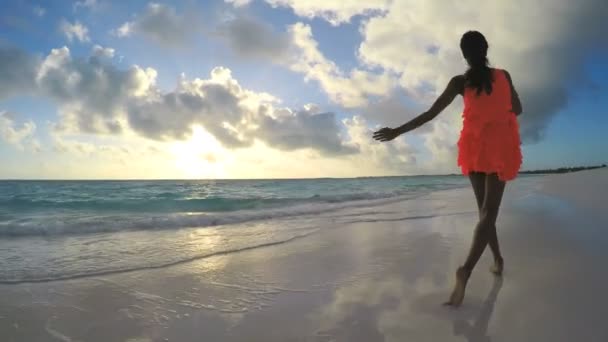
1, 169, 607, 342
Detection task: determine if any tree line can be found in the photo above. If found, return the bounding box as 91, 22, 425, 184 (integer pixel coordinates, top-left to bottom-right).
519, 164, 607, 174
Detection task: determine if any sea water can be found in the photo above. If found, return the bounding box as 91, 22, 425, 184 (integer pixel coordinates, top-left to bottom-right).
0, 176, 472, 283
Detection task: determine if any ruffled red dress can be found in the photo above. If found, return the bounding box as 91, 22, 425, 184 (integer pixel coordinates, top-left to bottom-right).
457, 68, 523, 181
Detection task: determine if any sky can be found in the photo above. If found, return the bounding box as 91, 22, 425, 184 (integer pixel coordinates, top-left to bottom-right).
0, 0, 607, 179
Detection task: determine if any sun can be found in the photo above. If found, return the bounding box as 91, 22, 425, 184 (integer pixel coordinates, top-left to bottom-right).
170, 125, 227, 179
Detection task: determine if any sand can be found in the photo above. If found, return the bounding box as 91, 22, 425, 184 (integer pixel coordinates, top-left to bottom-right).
1, 169, 607, 341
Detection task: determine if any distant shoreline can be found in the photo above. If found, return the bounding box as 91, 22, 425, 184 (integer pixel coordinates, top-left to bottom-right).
1, 165, 605, 181
518, 164, 606, 175
441, 164, 607, 177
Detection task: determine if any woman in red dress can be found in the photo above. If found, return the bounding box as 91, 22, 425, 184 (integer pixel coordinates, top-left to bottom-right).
373, 31, 523, 307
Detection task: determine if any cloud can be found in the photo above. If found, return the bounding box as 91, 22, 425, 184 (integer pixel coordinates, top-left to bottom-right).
256, 107, 358, 155
225, 0, 390, 26
225, 0, 252, 6
356, 0, 608, 143
0, 111, 39, 151
419, 111, 462, 174
215, 19, 397, 108
359, 93, 427, 132
124, 71, 247, 145
0, 46, 38, 99
0, 45, 357, 157
114, 22, 132, 37
229, 0, 606, 148
59, 20, 90, 43
114, 3, 196, 47
342, 116, 417, 172
92, 45, 115, 58
216, 16, 290, 62
287, 23, 396, 108
124, 66, 358, 155
33, 6, 46, 17
73, 0, 98, 11
214, 18, 398, 108
35, 46, 155, 135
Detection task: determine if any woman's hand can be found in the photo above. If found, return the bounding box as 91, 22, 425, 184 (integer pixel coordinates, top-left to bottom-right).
372, 127, 401, 142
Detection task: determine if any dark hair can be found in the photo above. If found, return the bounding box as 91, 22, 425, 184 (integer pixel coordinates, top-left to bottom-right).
460, 31, 492, 95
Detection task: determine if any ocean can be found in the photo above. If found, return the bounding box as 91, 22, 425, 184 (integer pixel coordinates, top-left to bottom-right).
0, 176, 472, 284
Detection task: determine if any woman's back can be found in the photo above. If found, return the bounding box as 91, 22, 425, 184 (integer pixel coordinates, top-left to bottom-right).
458, 67, 522, 182
463, 68, 513, 124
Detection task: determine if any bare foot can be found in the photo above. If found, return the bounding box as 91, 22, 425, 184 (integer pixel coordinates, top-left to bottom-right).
490, 258, 504, 276
443, 267, 471, 307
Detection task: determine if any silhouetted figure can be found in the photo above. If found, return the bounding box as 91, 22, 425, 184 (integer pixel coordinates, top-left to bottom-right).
373, 31, 523, 306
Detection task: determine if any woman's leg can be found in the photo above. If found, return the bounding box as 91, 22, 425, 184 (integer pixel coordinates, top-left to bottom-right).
469, 172, 504, 274
463, 173, 506, 271
445, 173, 506, 306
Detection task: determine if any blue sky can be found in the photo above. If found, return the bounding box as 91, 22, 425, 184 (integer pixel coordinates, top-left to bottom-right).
0, 0, 606, 179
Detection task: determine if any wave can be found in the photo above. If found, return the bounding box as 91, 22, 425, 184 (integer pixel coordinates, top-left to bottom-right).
0, 192, 426, 237
2, 190, 428, 213
0, 230, 318, 284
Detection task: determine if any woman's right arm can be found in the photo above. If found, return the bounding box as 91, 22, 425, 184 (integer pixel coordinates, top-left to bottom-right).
504, 70, 522, 116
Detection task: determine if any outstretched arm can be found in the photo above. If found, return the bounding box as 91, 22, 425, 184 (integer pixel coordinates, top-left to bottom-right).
504, 70, 522, 116
373, 76, 463, 142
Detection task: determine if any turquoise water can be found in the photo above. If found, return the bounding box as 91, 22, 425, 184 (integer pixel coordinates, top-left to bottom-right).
0, 175, 481, 283
0, 176, 469, 236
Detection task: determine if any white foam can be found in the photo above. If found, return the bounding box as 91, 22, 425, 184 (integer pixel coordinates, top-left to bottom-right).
0, 191, 431, 237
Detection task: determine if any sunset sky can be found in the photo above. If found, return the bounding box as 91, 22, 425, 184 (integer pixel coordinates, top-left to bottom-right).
1, 0, 607, 179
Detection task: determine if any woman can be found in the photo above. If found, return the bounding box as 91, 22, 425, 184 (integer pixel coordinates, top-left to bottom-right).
373, 31, 523, 307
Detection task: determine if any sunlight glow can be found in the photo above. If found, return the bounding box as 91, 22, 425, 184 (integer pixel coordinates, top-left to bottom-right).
170, 126, 227, 179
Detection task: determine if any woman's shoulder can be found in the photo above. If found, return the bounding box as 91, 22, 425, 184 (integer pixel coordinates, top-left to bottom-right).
491, 67, 510, 76
450, 74, 466, 86
450, 74, 465, 95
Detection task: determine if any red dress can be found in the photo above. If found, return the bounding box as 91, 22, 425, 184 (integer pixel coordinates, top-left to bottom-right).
457, 68, 523, 181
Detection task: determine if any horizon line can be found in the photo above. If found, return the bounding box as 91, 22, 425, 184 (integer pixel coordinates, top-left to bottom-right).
1, 164, 605, 182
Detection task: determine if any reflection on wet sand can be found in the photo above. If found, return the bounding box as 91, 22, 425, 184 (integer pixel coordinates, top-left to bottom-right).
452, 277, 503, 342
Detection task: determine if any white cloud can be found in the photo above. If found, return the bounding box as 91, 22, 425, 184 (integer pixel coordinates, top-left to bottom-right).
114, 22, 132, 37
226, 0, 390, 25
1, 45, 357, 156
419, 110, 462, 175
342, 116, 418, 173
218, 20, 397, 108
124, 66, 358, 155
60, 20, 90, 43
92, 45, 115, 58
225, 0, 252, 6
0, 111, 38, 151
114, 3, 197, 47
35, 46, 157, 134
287, 23, 396, 108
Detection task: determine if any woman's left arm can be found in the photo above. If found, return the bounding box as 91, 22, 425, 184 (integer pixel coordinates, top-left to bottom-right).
373, 75, 463, 142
